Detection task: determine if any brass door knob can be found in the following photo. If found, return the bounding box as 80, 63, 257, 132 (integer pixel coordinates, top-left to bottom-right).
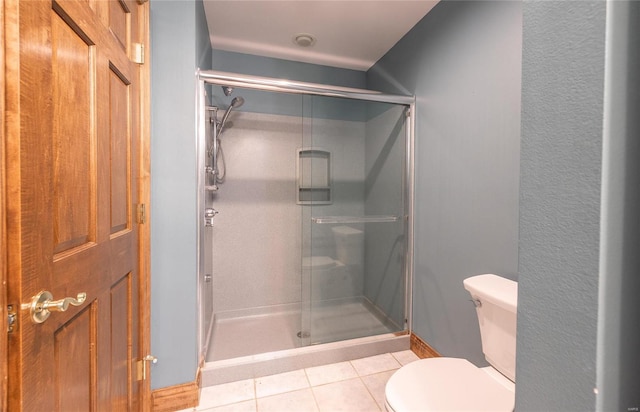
27, 290, 87, 324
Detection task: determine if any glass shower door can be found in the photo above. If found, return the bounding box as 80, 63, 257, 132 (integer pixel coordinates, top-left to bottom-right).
301, 96, 408, 345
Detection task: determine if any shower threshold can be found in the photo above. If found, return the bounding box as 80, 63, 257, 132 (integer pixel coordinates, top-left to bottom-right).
202, 332, 409, 387
202, 297, 409, 386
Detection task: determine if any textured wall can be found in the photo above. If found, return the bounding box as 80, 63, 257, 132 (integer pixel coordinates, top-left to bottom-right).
150, 0, 211, 389
209, 111, 365, 314
210, 50, 367, 121
367, 0, 522, 366
209, 111, 305, 313
516, 2, 605, 410
211, 49, 366, 88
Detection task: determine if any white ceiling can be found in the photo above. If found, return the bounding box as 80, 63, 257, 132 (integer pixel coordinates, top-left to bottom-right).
203, 1, 440, 71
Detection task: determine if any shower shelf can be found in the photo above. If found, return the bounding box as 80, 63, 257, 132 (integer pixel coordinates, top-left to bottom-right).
297, 148, 332, 205
312, 215, 400, 224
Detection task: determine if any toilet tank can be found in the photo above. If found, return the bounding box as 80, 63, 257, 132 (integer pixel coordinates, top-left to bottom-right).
463, 274, 518, 382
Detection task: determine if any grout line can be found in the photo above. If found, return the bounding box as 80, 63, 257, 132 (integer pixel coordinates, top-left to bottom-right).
303, 366, 312, 389
302, 367, 320, 411
390, 351, 401, 364
309, 384, 322, 412
252, 376, 257, 401
198, 353, 403, 412
358, 374, 384, 412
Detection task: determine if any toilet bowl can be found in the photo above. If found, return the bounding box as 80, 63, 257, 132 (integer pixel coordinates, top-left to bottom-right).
385, 358, 514, 411
385, 274, 517, 412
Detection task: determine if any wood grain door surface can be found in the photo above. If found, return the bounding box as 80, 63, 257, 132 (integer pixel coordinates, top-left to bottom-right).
5, 0, 148, 410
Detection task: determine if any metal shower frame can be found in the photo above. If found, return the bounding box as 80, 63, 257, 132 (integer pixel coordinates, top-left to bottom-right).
195, 69, 416, 362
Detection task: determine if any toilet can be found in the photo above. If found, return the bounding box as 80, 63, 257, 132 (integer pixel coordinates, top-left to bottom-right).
385, 274, 517, 412
303, 256, 345, 301
331, 225, 364, 266
303, 225, 364, 301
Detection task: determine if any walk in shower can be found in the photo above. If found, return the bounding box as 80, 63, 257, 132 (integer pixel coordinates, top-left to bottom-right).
196, 71, 414, 385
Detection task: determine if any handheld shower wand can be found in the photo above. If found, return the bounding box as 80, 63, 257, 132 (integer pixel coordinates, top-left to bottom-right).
209, 96, 245, 187
217, 96, 245, 135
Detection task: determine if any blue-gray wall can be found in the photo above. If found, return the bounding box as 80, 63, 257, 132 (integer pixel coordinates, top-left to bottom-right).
212, 49, 365, 88
368, 0, 522, 367
517, 2, 604, 410
151, 3, 640, 408
150, 0, 211, 390
211, 49, 367, 121
516, 2, 605, 409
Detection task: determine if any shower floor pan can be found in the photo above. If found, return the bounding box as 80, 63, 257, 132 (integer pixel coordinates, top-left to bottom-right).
202, 297, 408, 386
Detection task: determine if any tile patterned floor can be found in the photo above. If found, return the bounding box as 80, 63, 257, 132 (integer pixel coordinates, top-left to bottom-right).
176, 350, 420, 412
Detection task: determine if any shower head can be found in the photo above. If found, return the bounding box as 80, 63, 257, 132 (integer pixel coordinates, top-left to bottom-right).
221, 86, 234, 96
230, 96, 245, 108
218, 96, 245, 135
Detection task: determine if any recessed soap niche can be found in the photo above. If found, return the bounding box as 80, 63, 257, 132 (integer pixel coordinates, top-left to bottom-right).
297, 148, 332, 205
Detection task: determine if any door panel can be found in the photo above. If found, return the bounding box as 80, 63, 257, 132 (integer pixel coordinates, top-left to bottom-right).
303, 96, 408, 345
55, 305, 94, 411
111, 276, 131, 409
6, 0, 148, 410
109, 0, 128, 50
51, 7, 95, 254
109, 65, 132, 235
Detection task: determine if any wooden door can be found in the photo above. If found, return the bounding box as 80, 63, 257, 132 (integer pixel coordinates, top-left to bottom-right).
4, 0, 150, 410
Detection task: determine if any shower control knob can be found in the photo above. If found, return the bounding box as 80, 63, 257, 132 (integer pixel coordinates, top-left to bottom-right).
204, 208, 218, 227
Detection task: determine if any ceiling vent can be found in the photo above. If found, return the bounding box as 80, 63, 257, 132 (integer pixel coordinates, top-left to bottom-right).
293, 33, 316, 48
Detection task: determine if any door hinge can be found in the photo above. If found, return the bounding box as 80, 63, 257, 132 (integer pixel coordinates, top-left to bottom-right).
7, 305, 17, 333
136, 355, 157, 381
132, 43, 145, 64
137, 204, 146, 224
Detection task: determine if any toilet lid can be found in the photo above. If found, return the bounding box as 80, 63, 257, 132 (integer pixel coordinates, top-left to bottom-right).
385, 358, 515, 412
